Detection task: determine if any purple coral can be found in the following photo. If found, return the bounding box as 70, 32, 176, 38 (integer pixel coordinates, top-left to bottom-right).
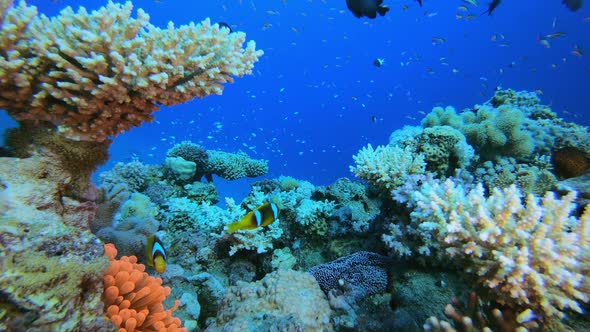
308, 251, 391, 301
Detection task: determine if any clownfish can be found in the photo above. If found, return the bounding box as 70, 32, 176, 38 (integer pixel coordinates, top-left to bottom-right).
146, 235, 167, 274
226, 202, 280, 233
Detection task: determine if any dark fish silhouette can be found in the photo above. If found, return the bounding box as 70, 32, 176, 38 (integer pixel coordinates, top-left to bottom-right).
217, 21, 233, 33
416, 0, 423, 7
562, 0, 582, 11
482, 0, 501, 15
346, 0, 390, 19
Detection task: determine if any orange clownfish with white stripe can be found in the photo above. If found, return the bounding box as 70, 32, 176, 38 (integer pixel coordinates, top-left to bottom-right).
146, 235, 167, 274
226, 202, 280, 233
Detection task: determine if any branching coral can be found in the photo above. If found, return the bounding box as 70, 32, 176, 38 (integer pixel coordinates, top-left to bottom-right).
389, 177, 590, 321
0, 1, 263, 141
102, 243, 185, 332
350, 144, 425, 193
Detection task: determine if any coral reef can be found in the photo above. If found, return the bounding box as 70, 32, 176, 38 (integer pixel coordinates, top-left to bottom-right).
309, 251, 392, 301
350, 144, 426, 193
98, 161, 153, 193
474, 157, 557, 196
0, 152, 110, 331
551, 147, 590, 179
94, 193, 159, 259
206, 150, 268, 180
207, 269, 333, 331
390, 125, 476, 177
389, 177, 590, 321
166, 141, 209, 180
103, 243, 185, 331
0, 1, 263, 141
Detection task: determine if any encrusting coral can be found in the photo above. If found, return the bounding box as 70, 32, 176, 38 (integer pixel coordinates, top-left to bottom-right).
102, 243, 185, 332
0, 0, 263, 142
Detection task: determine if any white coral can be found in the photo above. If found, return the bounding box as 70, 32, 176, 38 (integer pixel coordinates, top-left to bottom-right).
350, 144, 425, 192
391, 178, 590, 319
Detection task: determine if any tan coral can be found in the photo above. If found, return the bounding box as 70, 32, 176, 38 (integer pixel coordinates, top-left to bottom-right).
0, 1, 263, 142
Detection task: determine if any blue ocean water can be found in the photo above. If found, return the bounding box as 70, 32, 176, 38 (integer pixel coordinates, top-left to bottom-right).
2, 0, 589, 200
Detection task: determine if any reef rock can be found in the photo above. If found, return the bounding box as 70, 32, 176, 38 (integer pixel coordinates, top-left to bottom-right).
207, 269, 333, 331
0, 151, 112, 331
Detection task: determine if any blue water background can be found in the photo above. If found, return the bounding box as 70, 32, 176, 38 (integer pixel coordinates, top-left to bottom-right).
2, 0, 589, 201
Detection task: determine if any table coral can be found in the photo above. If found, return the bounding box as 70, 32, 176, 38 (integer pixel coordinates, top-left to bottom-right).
0, 0, 263, 142
102, 243, 185, 332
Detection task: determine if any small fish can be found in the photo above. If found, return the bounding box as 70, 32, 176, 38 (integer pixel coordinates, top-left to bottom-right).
462, 0, 478, 5
146, 235, 167, 274
537, 36, 551, 48
482, 0, 501, 16
371, 115, 377, 122
562, 0, 582, 11
226, 202, 280, 232
402, 5, 409, 10
432, 36, 446, 45
545, 32, 566, 39
346, 0, 390, 19
374, 58, 385, 67
458, 5, 468, 11
416, 0, 422, 7
572, 44, 583, 56
217, 22, 233, 33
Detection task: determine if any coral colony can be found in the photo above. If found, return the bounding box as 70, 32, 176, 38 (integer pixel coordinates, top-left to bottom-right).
1, 1, 589, 332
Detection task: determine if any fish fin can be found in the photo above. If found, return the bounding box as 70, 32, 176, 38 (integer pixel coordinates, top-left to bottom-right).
377, 5, 390, 16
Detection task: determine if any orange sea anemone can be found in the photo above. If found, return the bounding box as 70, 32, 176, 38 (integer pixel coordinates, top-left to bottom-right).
102, 243, 185, 332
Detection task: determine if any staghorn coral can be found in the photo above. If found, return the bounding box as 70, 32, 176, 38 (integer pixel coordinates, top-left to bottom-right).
102, 243, 185, 332
0, 1, 263, 142
389, 177, 590, 322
